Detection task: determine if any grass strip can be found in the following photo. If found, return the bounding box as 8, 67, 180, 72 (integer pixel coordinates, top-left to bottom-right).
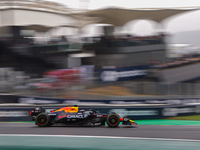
164, 115, 200, 121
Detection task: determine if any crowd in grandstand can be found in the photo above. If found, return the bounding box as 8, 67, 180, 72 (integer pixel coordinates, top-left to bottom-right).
85, 33, 165, 48
152, 53, 200, 69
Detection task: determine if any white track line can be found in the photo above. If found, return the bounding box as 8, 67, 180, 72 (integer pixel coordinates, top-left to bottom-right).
0, 134, 199, 142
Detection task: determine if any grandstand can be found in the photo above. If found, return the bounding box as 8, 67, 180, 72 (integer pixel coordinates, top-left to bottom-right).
0, 0, 83, 77
80, 7, 199, 69
0, 2, 199, 93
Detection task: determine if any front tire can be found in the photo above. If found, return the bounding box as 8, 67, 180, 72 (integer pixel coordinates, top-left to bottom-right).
36, 113, 50, 127
107, 114, 120, 127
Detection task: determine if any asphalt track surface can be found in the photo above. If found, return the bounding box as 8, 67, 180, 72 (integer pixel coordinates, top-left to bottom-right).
0, 122, 200, 140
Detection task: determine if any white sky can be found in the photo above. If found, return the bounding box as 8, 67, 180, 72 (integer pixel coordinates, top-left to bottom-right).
47, 0, 200, 36
49, 0, 200, 9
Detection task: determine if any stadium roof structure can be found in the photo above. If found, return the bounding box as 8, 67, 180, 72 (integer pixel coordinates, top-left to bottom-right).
0, 0, 80, 33
0, 0, 72, 14
0, 2, 199, 32
79, 7, 200, 26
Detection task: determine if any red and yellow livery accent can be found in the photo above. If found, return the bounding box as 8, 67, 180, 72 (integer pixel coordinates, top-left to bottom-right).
55, 106, 79, 113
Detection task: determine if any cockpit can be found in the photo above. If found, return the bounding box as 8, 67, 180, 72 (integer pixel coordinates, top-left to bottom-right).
84, 109, 99, 115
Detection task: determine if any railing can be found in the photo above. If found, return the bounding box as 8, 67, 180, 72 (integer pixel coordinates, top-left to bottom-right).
4, 78, 200, 99
0, 67, 199, 99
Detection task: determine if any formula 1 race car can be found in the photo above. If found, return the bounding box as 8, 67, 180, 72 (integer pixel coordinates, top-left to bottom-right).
30, 106, 137, 127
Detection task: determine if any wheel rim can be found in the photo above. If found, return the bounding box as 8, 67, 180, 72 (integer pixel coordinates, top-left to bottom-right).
108, 115, 119, 126
36, 114, 49, 126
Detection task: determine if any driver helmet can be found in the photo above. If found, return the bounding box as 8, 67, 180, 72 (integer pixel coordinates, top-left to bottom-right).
89, 111, 94, 115
90, 110, 97, 115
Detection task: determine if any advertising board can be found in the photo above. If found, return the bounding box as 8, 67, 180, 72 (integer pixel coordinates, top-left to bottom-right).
0, 105, 200, 121
16, 95, 200, 106
99, 65, 149, 82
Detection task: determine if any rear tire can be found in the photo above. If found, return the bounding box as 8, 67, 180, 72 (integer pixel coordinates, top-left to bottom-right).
107, 114, 120, 127
36, 113, 50, 127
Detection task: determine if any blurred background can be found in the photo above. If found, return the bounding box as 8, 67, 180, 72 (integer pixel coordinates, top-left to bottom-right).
0, 0, 200, 99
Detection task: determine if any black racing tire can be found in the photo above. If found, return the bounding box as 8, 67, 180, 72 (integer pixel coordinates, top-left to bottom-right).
107, 114, 120, 127
36, 113, 50, 127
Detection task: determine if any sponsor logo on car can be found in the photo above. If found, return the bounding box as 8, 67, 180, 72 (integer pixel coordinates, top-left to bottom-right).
58, 115, 66, 119
67, 114, 87, 118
